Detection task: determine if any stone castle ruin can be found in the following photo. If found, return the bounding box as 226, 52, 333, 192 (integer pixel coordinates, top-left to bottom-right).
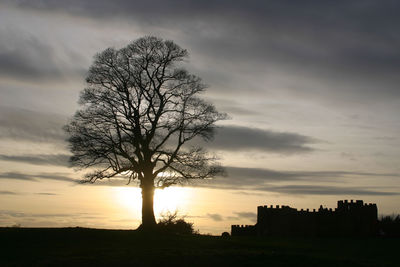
232, 200, 378, 237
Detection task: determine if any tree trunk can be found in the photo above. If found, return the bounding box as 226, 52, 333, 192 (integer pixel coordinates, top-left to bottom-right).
140, 181, 156, 229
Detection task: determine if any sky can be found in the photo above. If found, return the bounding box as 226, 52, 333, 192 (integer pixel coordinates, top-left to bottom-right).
0, 0, 399, 234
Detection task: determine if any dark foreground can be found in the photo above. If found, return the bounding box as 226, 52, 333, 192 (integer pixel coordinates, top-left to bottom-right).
0, 228, 398, 266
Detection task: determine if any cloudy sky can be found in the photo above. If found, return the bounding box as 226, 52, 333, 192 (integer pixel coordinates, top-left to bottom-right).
1, 0, 399, 234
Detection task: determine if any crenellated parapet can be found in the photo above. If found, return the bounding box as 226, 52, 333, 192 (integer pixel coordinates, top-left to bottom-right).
233, 200, 378, 237
231, 224, 256, 236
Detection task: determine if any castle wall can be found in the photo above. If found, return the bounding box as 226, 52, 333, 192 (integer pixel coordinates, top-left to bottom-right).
231, 224, 256, 236
232, 200, 378, 237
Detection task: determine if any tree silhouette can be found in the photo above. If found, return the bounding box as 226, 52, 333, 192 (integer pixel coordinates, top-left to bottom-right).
64, 36, 226, 229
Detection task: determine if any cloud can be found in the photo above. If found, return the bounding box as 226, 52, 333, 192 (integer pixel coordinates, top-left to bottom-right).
374, 136, 397, 141
0, 172, 76, 183
6, 1, 399, 95
0, 210, 109, 228
0, 191, 18, 195
0, 106, 317, 155
0, 1, 399, 203
223, 166, 400, 183
0, 210, 87, 219
204, 125, 318, 154
196, 166, 400, 196
206, 213, 223, 222
0, 154, 70, 166
0, 24, 87, 83
265, 185, 400, 196
206, 211, 257, 222
0, 191, 58, 196
1, 0, 400, 109
233, 212, 256, 220
340, 152, 357, 161
226, 212, 257, 222
0, 33, 61, 81
35, 192, 58, 196
233, 191, 266, 196
0, 106, 67, 143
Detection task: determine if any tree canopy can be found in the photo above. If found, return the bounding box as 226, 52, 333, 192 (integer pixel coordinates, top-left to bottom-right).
64, 36, 226, 227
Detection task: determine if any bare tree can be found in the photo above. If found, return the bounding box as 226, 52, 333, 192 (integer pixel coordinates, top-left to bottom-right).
64, 36, 226, 229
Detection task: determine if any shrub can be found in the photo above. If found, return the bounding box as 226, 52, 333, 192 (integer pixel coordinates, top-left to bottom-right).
221, 232, 230, 238
379, 214, 400, 237
157, 211, 196, 235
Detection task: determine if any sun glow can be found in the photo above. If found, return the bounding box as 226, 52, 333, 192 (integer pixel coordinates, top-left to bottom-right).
113, 186, 192, 218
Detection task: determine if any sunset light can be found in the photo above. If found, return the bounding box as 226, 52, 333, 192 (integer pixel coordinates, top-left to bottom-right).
113, 187, 192, 218
1, 1, 400, 265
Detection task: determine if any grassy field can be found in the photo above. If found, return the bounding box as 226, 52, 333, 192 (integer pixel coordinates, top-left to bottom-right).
0, 227, 398, 266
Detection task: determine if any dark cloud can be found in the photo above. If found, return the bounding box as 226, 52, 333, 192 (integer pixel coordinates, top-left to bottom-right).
0, 0, 397, 121
79, 178, 139, 187
0, 172, 35, 181
0, 25, 87, 83
0, 34, 61, 81
340, 152, 357, 161
374, 136, 397, 141
0, 172, 76, 183
226, 212, 257, 221
197, 166, 400, 196
233, 191, 266, 196
0, 210, 82, 218
206, 213, 223, 222
0, 154, 70, 166
233, 212, 256, 220
0, 106, 316, 155
0, 191, 57, 196
0, 190, 18, 195
265, 185, 400, 196
35, 192, 58, 196
223, 167, 400, 183
205, 126, 318, 154
0, 106, 67, 143
0, 210, 27, 218
0, 1, 399, 208
5, 0, 400, 104
211, 98, 262, 117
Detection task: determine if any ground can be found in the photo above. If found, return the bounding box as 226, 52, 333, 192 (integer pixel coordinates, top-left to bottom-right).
0, 227, 397, 266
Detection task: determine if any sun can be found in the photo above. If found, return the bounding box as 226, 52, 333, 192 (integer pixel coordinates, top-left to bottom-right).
154, 187, 191, 215
113, 186, 191, 217
113, 187, 141, 211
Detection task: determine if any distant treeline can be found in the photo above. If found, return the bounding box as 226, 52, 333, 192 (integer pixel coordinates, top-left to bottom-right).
379, 215, 400, 237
